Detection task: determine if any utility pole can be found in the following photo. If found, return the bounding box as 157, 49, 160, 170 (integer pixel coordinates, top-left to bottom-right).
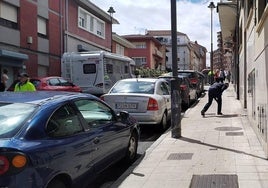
170, 0, 181, 138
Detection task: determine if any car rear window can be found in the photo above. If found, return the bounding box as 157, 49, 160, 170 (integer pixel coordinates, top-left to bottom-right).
110, 81, 155, 94
0, 103, 37, 138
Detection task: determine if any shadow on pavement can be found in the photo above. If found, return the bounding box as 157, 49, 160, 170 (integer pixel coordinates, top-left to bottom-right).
179, 136, 267, 161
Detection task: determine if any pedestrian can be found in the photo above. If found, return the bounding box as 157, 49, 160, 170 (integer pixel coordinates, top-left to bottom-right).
219, 69, 226, 83
14, 73, 36, 92
201, 81, 229, 117
214, 69, 220, 83
0, 69, 9, 92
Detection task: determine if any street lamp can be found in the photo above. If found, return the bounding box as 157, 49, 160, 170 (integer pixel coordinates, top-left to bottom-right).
107, 6, 115, 52
208, 1, 215, 84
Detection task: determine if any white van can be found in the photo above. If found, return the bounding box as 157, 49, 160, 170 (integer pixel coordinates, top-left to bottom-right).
61, 51, 135, 95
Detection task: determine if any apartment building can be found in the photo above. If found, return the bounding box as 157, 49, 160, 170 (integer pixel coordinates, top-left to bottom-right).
146, 30, 207, 72
217, 0, 268, 156
0, 0, 62, 86
0, 0, 120, 86
122, 34, 165, 70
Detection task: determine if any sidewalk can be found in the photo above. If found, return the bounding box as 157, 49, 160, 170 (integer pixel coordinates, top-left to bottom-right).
112, 84, 268, 188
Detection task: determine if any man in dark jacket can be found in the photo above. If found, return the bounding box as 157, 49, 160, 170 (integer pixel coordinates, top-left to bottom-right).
201, 81, 229, 117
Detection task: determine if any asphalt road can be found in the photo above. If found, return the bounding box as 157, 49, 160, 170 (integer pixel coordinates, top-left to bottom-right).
86, 125, 164, 188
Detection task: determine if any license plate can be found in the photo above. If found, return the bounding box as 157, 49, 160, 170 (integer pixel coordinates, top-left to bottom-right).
116, 103, 137, 109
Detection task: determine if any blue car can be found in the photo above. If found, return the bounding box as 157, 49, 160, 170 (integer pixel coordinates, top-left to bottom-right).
0, 91, 139, 188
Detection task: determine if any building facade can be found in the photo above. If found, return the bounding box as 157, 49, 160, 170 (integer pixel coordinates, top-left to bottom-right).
0, 0, 119, 87
146, 30, 207, 72
218, 0, 268, 157
0, 0, 63, 87
122, 34, 165, 70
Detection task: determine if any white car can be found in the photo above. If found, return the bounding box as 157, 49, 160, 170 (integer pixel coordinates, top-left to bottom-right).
101, 78, 171, 130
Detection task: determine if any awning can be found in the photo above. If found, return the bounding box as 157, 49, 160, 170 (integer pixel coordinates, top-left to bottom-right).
0, 49, 28, 60
0, 49, 28, 67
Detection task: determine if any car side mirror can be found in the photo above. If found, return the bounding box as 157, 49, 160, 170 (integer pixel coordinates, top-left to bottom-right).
117, 111, 130, 121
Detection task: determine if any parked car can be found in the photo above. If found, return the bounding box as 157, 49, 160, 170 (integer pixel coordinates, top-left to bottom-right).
7, 76, 82, 92
159, 74, 197, 109
178, 70, 205, 97
0, 91, 139, 188
100, 78, 171, 131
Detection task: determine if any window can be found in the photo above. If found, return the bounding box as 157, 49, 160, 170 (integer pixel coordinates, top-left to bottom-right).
38, 17, 47, 38
116, 44, 125, 55
160, 82, 170, 95
47, 105, 83, 137
78, 7, 105, 38
48, 78, 60, 86
0, 2, 18, 29
83, 64, 96, 74
133, 57, 147, 67
106, 64, 113, 74
74, 99, 114, 128
134, 42, 146, 48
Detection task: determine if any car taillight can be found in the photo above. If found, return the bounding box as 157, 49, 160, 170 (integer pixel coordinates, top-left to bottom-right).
190, 78, 198, 84
0, 153, 28, 176
41, 82, 48, 88
180, 85, 187, 91
100, 96, 104, 101
0, 156, 9, 175
147, 98, 159, 111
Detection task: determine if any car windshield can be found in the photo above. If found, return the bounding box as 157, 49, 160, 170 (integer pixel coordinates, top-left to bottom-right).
0, 103, 37, 138
110, 81, 155, 94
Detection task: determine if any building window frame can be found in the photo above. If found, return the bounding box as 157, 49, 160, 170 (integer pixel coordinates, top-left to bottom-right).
0, 1, 18, 29
37, 16, 48, 38
78, 7, 105, 39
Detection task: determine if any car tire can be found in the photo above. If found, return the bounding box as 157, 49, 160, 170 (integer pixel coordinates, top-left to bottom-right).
124, 132, 138, 164
47, 179, 66, 188
160, 112, 167, 131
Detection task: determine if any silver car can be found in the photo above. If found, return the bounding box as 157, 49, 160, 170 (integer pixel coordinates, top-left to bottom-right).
101, 78, 171, 130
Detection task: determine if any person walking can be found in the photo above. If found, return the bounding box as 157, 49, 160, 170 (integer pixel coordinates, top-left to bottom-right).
201, 81, 229, 117
0, 69, 9, 91
14, 73, 36, 92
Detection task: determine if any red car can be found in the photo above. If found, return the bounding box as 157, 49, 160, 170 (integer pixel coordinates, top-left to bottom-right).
8, 76, 82, 92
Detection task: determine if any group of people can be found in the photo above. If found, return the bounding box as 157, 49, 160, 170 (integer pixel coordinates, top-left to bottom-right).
0, 69, 36, 92
208, 69, 231, 84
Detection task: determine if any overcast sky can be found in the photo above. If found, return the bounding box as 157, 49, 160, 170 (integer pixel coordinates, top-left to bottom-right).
90, 0, 221, 57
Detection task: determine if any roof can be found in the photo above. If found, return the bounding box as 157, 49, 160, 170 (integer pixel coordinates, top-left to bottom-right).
113, 33, 135, 48
146, 30, 187, 36
122, 35, 162, 46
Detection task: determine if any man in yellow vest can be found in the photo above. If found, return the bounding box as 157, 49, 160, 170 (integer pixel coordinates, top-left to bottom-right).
14, 73, 36, 92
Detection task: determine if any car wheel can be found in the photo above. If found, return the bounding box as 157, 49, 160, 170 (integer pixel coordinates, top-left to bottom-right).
160, 112, 167, 131
124, 132, 138, 164
47, 179, 66, 188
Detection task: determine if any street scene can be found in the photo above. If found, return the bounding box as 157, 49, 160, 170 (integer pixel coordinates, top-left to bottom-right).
1, 0, 268, 188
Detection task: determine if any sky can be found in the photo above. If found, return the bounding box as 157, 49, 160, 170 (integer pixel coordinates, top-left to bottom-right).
90, 0, 221, 60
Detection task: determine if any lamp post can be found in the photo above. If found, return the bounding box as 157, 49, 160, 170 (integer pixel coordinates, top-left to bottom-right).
170, 0, 181, 138
208, 1, 215, 84
107, 6, 115, 52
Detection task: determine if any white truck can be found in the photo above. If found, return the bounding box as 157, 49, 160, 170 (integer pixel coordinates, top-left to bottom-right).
61, 51, 135, 95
